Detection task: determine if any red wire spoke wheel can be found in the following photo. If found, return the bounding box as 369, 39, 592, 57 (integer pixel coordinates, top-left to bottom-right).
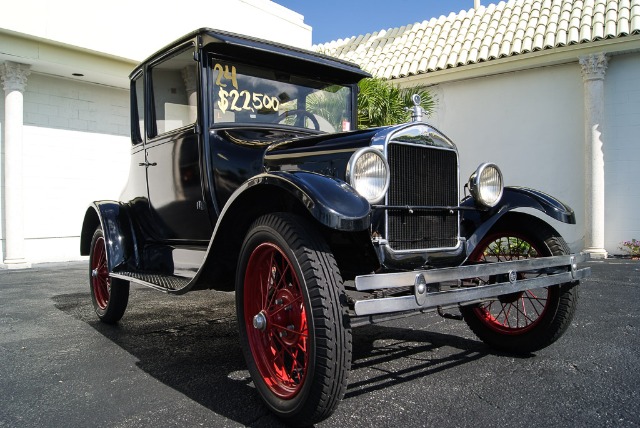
236, 213, 350, 426
469, 234, 550, 335
460, 213, 579, 354
88, 227, 129, 324
243, 242, 309, 398
91, 235, 111, 310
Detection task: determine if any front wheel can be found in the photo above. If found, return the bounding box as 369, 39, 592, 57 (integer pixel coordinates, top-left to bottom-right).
460, 213, 579, 354
236, 213, 350, 426
89, 226, 129, 324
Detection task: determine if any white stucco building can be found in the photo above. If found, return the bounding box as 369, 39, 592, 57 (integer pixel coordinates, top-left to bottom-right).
0, 0, 310, 267
319, 0, 640, 257
3, 0, 639, 266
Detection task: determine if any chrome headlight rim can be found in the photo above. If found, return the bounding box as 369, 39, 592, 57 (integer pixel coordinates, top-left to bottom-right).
469, 162, 504, 208
346, 147, 390, 204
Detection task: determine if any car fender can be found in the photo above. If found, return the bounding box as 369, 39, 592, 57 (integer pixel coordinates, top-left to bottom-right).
80, 201, 137, 272
224, 171, 371, 232
461, 186, 575, 257
189, 171, 371, 292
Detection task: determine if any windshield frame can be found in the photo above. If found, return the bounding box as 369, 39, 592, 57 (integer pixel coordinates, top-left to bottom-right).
207, 54, 357, 133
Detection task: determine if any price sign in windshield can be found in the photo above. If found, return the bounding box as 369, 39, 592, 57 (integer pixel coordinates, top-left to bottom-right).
214, 62, 280, 115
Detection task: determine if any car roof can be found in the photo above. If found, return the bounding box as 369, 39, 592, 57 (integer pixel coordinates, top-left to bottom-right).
130, 28, 371, 84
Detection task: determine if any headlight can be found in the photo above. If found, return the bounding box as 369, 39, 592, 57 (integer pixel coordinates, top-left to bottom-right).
468, 163, 504, 207
347, 147, 390, 203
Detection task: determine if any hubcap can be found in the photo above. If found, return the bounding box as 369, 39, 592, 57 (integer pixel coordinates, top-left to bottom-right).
253, 311, 267, 331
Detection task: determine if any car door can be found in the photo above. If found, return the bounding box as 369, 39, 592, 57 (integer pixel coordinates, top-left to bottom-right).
144, 45, 213, 242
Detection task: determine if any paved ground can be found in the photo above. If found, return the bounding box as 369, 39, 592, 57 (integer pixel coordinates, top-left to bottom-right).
1, 259, 638, 427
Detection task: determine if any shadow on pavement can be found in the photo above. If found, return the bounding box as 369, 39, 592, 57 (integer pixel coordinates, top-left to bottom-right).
52, 288, 509, 425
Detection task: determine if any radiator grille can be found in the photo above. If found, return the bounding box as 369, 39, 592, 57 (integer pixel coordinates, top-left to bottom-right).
387, 144, 459, 251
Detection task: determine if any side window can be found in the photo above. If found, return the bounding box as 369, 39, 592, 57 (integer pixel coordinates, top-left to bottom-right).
131, 73, 144, 144
150, 48, 197, 136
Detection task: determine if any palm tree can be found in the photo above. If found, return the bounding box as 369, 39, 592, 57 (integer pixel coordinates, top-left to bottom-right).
357, 77, 436, 129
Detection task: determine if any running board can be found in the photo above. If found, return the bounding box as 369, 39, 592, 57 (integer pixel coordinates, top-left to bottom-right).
111, 271, 190, 293
353, 253, 590, 317
109, 245, 206, 294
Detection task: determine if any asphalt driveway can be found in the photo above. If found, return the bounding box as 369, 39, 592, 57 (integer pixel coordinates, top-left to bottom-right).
1, 259, 638, 427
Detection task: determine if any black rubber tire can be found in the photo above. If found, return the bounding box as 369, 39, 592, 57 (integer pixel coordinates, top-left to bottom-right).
235, 213, 351, 426
460, 213, 579, 354
89, 227, 129, 324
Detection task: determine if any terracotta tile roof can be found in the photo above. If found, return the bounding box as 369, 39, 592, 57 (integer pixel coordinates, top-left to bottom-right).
315, 0, 640, 78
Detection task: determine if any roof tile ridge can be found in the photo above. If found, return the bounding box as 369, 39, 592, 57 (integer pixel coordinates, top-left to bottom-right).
391, 61, 403, 79
631, 1, 640, 33
556, 27, 568, 46
568, 2, 582, 43
499, 38, 512, 57
408, 57, 420, 75
448, 39, 463, 62
543, 28, 557, 48
619, 0, 631, 17
604, 3, 619, 37
478, 44, 490, 61
428, 43, 444, 70
558, 5, 571, 29
521, 36, 533, 52
457, 38, 472, 64
535, 12, 549, 37
580, 5, 594, 41
399, 60, 411, 77
511, 37, 523, 54
437, 43, 454, 69
488, 40, 501, 59
618, 0, 631, 35
591, 2, 606, 39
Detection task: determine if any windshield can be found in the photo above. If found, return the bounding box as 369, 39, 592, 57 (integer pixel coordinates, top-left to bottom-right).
210, 58, 353, 132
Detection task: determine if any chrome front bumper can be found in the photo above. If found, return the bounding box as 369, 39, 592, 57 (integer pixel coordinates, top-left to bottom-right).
353, 253, 590, 316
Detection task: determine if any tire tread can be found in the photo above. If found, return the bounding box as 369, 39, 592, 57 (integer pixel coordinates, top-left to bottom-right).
236, 213, 351, 426
461, 213, 579, 354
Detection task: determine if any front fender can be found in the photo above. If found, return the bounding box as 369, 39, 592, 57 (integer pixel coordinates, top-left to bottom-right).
461, 186, 575, 256
80, 201, 136, 272
192, 171, 371, 291
235, 171, 371, 231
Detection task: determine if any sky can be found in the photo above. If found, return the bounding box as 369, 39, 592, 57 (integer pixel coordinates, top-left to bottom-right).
274, 0, 481, 44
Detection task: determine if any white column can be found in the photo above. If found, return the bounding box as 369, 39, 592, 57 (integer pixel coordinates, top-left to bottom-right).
579, 53, 608, 259
1, 61, 31, 269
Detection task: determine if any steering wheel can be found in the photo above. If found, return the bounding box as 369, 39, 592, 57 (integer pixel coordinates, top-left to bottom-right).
273, 109, 320, 130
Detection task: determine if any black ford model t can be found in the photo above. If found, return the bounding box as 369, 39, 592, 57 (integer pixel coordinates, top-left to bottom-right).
80, 28, 590, 425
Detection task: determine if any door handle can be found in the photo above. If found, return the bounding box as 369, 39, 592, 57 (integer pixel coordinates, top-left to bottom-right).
138, 161, 157, 167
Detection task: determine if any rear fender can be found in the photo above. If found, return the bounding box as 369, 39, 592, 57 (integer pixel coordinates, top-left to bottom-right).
461, 186, 575, 257
80, 201, 137, 272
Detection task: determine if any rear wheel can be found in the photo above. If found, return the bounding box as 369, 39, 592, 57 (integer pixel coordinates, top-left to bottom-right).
460, 213, 578, 354
236, 213, 350, 426
89, 226, 129, 324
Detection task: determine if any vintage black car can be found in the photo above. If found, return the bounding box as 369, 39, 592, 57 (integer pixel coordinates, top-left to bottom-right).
80, 28, 589, 425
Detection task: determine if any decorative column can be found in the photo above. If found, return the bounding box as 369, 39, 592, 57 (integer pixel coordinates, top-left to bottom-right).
579, 53, 608, 259
1, 61, 31, 269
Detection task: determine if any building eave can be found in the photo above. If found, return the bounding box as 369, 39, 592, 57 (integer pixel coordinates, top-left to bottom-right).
395, 34, 640, 86
0, 28, 136, 89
